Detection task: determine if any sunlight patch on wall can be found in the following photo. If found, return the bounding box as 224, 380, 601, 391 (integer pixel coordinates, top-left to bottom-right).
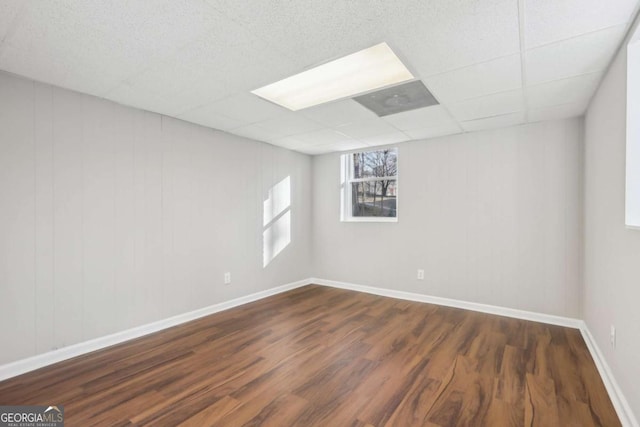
263, 176, 291, 267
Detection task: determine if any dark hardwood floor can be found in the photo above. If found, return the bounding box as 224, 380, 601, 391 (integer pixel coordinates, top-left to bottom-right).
0, 285, 619, 426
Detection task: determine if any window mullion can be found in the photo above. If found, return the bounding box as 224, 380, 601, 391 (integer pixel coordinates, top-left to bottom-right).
348, 176, 397, 183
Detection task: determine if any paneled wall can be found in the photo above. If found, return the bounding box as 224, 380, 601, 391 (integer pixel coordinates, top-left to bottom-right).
0, 71, 312, 365
312, 119, 584, 318
583, 34, 640, 418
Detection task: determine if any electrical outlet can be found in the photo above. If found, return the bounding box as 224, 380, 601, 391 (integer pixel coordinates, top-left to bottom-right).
610, 325, 616, 348
224, 272, 231, 285
417, 269, 425, 280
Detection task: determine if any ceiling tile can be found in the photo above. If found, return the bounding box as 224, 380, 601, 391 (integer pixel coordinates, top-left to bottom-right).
289, 129, 356, 146
46, 0, 227, 62
106, 81, 177, 116
296, 146, 327, 155
461, 112, 525, 132
528, 101, 589, 123
268, 134, 347, 153
0, 5, 152, 96
169, 20, 299, 93
0, 1, 245, 98
227, 112, 325, 143
252, 112, 323, 139
335, 119, 399, 139
177, 105, 246, 131
383, 0, 521, 76
526, 72, 603, 110
383, 105, 457, 131
304, 140, 370, 155
205, 0, 384, 69
524, 0, 638, 48
229, 123, 276, 142
300, 99, 377, 127
0, 43, 120, 97
404, 123, 464, 140
195, 93, 287, 124
0, 1, 24, 43
425, 54, 522, 103
525, 25, 627, 85
448, 89, 525, 121
105, 60, 234, 116
208, 0, 520, 77
267, 135, 307, 151
363, 131, 411, 147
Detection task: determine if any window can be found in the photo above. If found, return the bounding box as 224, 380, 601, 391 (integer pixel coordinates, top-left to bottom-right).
341, 148, 398, 222
627, 31, 640, 229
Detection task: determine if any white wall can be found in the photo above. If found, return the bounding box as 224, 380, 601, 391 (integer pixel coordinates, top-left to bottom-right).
583, 37, 640, 416
312, 119, 584, 318
0, 71, 312, 365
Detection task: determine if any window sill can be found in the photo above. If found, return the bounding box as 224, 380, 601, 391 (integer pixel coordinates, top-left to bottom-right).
341, 217, 398, 223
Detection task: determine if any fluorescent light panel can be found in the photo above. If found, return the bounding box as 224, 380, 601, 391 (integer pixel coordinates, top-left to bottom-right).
252, 42, 414, 111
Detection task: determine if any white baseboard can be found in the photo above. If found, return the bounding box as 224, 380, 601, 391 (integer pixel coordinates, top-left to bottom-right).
2, 276, 635, 426
311, 277, 637, 427
0, 278, 311, 382
311, 277, 583, 328
580, 325, 639, 427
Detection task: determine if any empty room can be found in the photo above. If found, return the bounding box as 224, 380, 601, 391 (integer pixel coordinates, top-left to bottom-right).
1, 0, 640, 426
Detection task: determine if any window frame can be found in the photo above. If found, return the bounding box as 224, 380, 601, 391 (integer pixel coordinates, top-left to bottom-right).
340, 147, 399, 223
626, 30, 640, 229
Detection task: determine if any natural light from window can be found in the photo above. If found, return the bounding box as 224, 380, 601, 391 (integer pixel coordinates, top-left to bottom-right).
627, 29, 640, 229
263, 176, 291, 266
341, 148, 398, 222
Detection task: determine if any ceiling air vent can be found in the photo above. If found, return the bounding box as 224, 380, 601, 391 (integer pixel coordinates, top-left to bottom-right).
352, 80, 438, 117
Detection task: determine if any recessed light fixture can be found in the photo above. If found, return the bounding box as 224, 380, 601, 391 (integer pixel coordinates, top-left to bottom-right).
251, 42, 414, 111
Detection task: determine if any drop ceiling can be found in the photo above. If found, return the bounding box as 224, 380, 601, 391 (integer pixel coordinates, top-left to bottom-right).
0, 0, 638, 155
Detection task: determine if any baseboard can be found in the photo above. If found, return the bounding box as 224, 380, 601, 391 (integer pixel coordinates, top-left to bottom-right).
2, 277, 635, 426
310, 277, 637, 427
580, 325, 639, 427
0, 278, 312, 382
311, 277, 583, 328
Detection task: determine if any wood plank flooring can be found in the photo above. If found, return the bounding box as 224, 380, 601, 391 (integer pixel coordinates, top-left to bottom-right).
0, 285, 620, 426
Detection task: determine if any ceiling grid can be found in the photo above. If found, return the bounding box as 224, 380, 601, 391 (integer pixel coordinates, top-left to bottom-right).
0, 0, 637, 154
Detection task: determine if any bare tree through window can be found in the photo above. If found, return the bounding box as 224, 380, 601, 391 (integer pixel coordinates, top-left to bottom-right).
349, 148, 397, 218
